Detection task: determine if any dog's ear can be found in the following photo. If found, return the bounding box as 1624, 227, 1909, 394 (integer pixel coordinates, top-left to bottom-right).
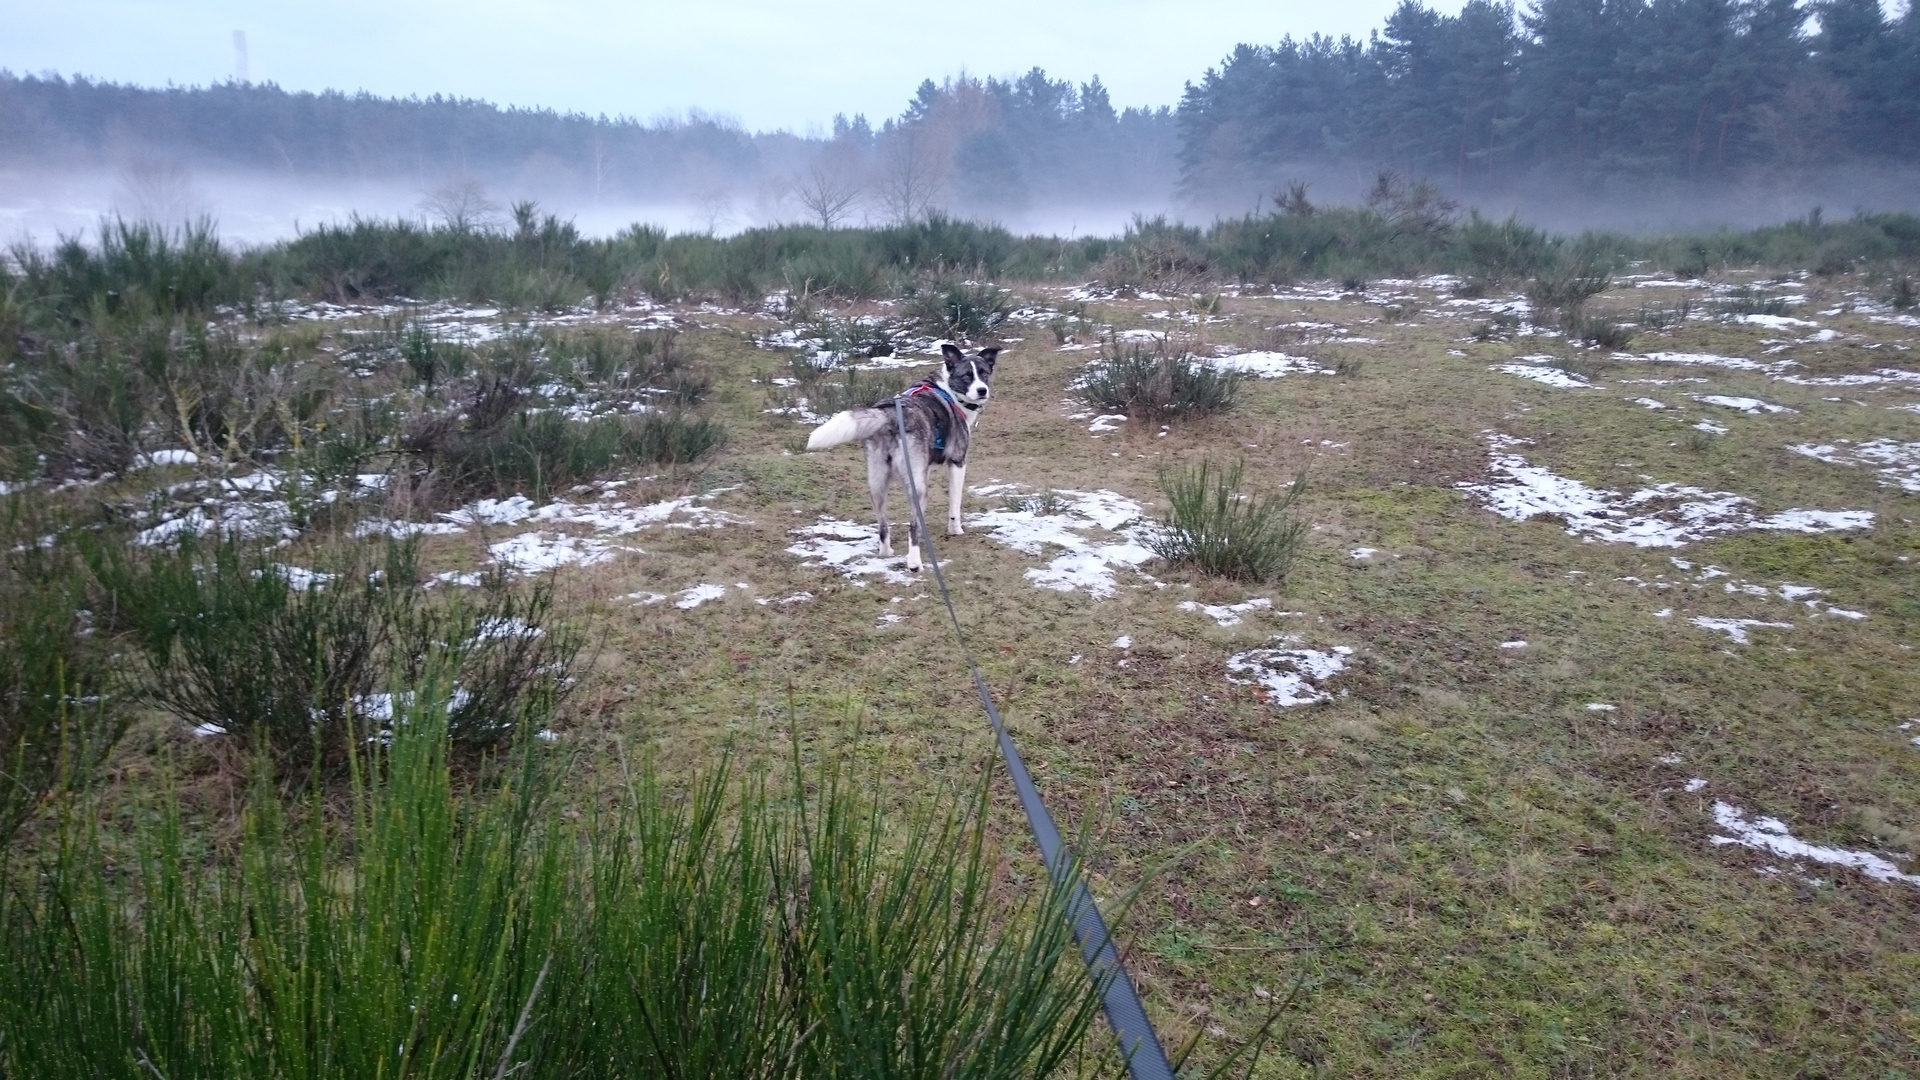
940, 342, 964, 365
975, 346, 1000, 369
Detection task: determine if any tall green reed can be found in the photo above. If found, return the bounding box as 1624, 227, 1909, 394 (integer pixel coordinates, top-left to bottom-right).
1, 686, 1114, 1078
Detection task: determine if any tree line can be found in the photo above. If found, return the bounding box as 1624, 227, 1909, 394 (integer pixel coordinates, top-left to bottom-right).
1176, 0, 1920, 196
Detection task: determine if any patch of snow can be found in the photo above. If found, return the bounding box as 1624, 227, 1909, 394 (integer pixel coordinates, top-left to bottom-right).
1692, 420, 1730, 434
1737, 314, 1821, 330
1178, 597, 1272, 627
190, 722, 227, 737
675, 583, 729, 609
1493, 363, 1590, 388
1111, 635, 1132, 649
270, 565, 334, 591
473, 616, 543, 641
787, 518, 921, 585
1712, 802, 1920, 886
1634, 352, 1772, 371
1684, 777, 1708, 792
1585, 703, 1617, 712
621, 591, 667, 605
1630, 397, 1667, 409
1457, 433, 1874, 546
966, 488, 1159, 599
1788, 439, 1920, 493
1226, 637, 1354, 706
1776, 368, 1920, 387
1657, 753, 1684, 764
134, 449, 201, 467
429, 571, 485, 588
488, 532, 631, 573
1349, 546, 1379, 560
1089, 413, 1127, 433
1500, 640, 1528, 649
1695, 394, 1795, 414
1206, 350, 1329, 377
1689, 616, 1793, 644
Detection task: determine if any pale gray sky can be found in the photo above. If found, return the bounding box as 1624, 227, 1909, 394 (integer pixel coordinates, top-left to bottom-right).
1, 0, 1457, 132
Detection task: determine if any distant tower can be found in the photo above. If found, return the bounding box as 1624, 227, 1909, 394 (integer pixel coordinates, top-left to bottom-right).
232, 30, 249, 84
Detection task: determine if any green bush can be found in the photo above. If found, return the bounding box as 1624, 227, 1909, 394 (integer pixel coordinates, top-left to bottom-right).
0, 499, 127, 846
84, 534, 578, 774
1079, 341, 1240, 423
899, 281, 1013, 339
0, 690, 1111, 1078
1152, 458, 1308, 584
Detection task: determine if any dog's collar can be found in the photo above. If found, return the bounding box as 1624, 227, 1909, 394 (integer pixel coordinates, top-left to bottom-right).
958, 398, 982, 412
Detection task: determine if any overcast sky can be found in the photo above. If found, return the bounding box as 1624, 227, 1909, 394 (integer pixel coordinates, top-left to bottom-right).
1, 0, 1462, 132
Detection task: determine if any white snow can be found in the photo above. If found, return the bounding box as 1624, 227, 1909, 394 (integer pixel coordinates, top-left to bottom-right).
1585, 703, 1617, 712
1226, 638, 1354, 706
1088, 414, 1127, 433
1348, 547, 1380, 560
1690, 616, 1793, 644
1692, 420, 1730, 434
1695, 395, 1795, 414
1634, 352, 1772, 372
134, 449, 201, 467
1206, 350, 1329, 378
1178, 598, 1272, 627
675, 583, 729, 609
1630, 397, 1667, 409
488, 532, 632, 573
1492, 363, 1591, 388
1111, 635, 1132, 649
787, 518, 921, 585
1457, 434, 1875, 546
1788, 439, 1920, 493
1736, 314, 1821, 330
1500, 640, 1529, 649
1711, 802, 1920, 886
965, 488, 1159, 598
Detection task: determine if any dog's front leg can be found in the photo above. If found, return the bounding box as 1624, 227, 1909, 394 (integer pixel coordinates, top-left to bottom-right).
947, 462, 966, 535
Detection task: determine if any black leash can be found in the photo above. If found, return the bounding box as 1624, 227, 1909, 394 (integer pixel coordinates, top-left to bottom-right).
890, 399, 1175, 1080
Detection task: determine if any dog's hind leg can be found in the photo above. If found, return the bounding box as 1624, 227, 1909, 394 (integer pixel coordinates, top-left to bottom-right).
904, 453, 932, 571
866, 443, 893, 556
946, 462, 966, 535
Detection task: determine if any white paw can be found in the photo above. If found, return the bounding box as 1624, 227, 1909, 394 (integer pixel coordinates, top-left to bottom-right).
947, 520, 964, 536
877, 539, 894, 557
906, 547, 923, 571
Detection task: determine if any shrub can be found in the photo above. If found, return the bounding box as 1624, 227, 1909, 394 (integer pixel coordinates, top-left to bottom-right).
1704, 287, 1792, 317
899, 281, 1012, 339
84, 534, 578, 774
1152, 458, 1308, 583
0, 693, 1110, 1078
1891, 274, 1916, 311
1564, 312, 1636, 350
0, 500, 127, 845
1526, 260, 1611, 320
1079, 341, 1240, 423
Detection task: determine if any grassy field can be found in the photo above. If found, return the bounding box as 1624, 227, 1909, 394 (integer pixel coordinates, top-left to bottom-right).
7, 258, 1920, 1075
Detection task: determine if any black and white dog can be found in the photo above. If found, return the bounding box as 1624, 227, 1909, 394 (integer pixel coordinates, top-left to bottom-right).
805, 343, 999, 571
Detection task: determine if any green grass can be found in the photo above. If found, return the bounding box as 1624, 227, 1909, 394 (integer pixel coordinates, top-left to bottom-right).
0, 680, 1111, 1079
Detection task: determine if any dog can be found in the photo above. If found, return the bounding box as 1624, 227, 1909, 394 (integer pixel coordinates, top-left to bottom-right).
805, 343, 999, 571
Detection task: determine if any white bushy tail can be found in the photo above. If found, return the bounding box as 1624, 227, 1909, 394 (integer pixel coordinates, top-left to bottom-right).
806, 408, 889, 451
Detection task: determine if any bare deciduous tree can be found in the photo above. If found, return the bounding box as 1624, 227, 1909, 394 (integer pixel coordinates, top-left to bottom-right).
114, 159, 205, 225
419, 177, 502, 231
792, 165, 862, 228
878, 130, 941, 224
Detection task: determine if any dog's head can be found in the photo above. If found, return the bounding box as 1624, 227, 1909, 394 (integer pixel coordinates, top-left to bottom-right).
940, 343, 999, 409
